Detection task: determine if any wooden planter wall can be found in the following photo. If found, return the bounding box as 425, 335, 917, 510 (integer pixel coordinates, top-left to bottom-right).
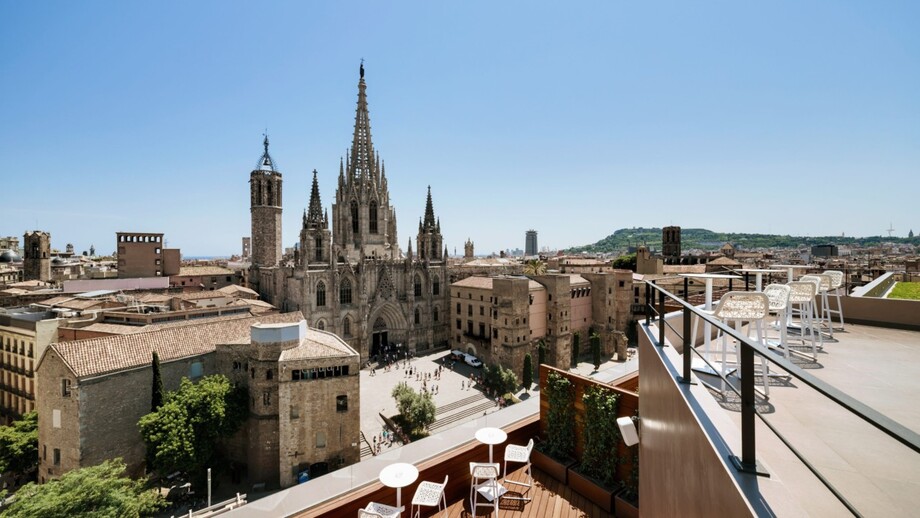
538, 365, 639, 484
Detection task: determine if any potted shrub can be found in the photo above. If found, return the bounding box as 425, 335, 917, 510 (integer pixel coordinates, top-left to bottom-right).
533, 371, 576, 482
615, 418, 640, 518
569, 385, 620, 513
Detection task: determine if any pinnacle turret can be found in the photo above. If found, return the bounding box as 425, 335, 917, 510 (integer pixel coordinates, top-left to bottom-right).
306, 170, 324, 227
256, 134, 277, 171
423, 185, 436, 230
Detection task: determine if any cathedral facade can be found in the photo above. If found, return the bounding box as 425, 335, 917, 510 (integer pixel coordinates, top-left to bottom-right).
250, 66, 450, 360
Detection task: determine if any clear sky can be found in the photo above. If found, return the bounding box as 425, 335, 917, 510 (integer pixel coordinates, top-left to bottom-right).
1, 1, 918, 257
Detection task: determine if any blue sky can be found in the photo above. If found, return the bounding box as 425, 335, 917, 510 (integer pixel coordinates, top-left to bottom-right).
1, 1, 918, 256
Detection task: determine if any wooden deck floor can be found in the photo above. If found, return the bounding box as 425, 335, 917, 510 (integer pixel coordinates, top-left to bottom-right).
433, 465, 611, 518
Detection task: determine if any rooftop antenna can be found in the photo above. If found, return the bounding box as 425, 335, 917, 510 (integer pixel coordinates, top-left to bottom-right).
886, 222, 895, 238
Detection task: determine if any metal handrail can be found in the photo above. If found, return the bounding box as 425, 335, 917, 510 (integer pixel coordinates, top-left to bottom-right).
643, 280, 920, 517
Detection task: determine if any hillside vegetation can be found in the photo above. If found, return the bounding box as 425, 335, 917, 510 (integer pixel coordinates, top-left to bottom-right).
567, 228, 919, 254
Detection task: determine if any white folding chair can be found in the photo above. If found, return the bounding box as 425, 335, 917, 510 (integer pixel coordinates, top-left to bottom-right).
503, 438, 534, 501
411, 475, 447, 518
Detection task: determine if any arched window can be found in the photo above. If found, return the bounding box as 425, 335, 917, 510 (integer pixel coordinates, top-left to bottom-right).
316, 281, 326, 307
414, 274, 422, 297
369, 200, 378, 234
314, 236, 323, 262
432, 277, 440, 296
414, 307, 420, 325
433, 307, 439, 322
351, 200, 359, 234
317, 320, 325, 331
340, 278, 352, 304
343, 316, 352, 337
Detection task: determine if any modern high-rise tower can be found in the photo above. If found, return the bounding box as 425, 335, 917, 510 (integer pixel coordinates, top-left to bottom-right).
525, 229, 538, 256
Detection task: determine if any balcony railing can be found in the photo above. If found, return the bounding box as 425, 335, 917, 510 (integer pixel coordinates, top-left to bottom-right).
643, 280, 920, 516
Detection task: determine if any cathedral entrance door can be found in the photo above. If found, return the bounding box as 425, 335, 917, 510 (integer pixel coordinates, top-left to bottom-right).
372, 317, 388, 358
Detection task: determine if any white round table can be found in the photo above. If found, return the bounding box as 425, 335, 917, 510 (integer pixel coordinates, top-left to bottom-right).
739, 268, 780, 292
379, 462, 419, 512
475, 427, 507, 464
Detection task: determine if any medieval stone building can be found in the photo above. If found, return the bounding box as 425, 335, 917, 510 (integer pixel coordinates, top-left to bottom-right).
250, 65, 450, 359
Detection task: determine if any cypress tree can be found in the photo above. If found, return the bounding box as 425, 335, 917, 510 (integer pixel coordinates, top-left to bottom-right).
571, 332, 580, 368
591, 332, 601, 371
522, 353, 533, 392
151, 351, 164, 411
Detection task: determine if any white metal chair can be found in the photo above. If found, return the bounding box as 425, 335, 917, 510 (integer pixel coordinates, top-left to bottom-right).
801, 274, 833, 338
763, 284, 791, 357
360, 502, 402, 518
707, 291, 771, 397
411, 475, 447, 518
822, 270, 846, 331
502, 438, 534, 501
787, 281, 821, 359
469, 462, 501, 515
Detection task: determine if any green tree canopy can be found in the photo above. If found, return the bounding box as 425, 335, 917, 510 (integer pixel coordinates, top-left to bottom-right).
150, 351, 164, 412
611, 253, 637, 271
390, 383, 435, 436
484, 363, 518, 395
138, 375, 246, 487
2, 458, 165, 518
0, 411, 38, 479
590, 332, 602, 371
523, 259, 547, 276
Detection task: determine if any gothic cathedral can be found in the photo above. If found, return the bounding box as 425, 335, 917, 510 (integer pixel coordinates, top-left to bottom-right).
249, 65, 450, 360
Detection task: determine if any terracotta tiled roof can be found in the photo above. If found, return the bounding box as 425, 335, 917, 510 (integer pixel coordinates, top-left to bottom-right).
217, 285, 258, 296
36, 295, 77, 306
662, 264, 707, 274
452, 276, 495, 289
47, 312, 304, 379
176, 266, 234, 276
279, 328, 358, 362
566, 274, 589, 286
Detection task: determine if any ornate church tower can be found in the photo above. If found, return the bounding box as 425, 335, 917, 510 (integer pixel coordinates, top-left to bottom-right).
299, 170, 331, 266
250, 136, 283, 267
416, 187, 444, 262
332, 63, 399, 261
464, 238, 474, 260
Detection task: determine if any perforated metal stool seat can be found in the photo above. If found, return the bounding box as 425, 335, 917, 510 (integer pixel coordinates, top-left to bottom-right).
763, 284, 791, 357
361, 501, 402, 518
411, 475, 447, 518
822, 270, 846, 332
787, 280, 821, 358
503, 438, 534, 501
469, 462, 501, 515
709, 291, 772, 397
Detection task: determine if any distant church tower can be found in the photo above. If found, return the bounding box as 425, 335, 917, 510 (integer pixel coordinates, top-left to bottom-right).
332, 62, 400, 261
464, 238, 474, 260
23, 231, 51, 282
299, 170, 332, 266
250, 136, 283, 268
662, 226, 681, 265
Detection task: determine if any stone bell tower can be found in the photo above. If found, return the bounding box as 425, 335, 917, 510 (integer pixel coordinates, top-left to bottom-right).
250, 135, 283, 268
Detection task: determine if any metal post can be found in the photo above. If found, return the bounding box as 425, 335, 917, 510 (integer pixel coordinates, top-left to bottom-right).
744, 272, 750, 291
208, 467, 212, 507
729, 278, 734, 292
658, 288, 666, 347
645, 282, 651, 326
683, 277, 689, 299
679, 305, 695, 384
731, 343, 768, 477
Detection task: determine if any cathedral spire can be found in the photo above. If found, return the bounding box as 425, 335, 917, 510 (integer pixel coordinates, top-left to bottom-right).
423, 185, 436, 229
348, 62, 376, 185
306, 170, 324, 226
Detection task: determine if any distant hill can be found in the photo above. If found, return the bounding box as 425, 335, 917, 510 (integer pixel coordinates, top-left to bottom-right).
567, 227, 919, 254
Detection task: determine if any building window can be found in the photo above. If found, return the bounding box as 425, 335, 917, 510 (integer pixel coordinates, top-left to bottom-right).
468, 305, 472, 317
479, 323, 485, 337
350, 200, 359, 234
493, 329, 498, 338
479, 306, 484, 316
290, 406, 300, 420
414, 308, 420, 325
414, 275, 422, 297
266, 369, 273, 380
316, 431, 327, 448
189, 361, 203, 380
456, 303, 461, 315
619, 280, 625, 288
467, 321, 473, 335
317, 320, 325, 331
456, 319, 461, 330
316, 281, 326, 307
53, 448, 60, 466
336, 395, 348, 412
61, 379, 71, 397
251, 368, 256, 379
432, 277, 440, 295
340, 278, 352, 304
369, 201, 378, 234
433, 307, 439, 322
232, 361, 242, 371
263, 391, 271, 406
315, 237, 323, 261
343, 317, 351, 337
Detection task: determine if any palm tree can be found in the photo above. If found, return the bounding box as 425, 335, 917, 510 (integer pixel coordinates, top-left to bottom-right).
523, 259, 546, 276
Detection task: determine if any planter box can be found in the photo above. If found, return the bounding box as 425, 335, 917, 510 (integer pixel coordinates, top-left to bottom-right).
614, 492, 639, 518
568, 467, 618, 514
531, 447, 575, 484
